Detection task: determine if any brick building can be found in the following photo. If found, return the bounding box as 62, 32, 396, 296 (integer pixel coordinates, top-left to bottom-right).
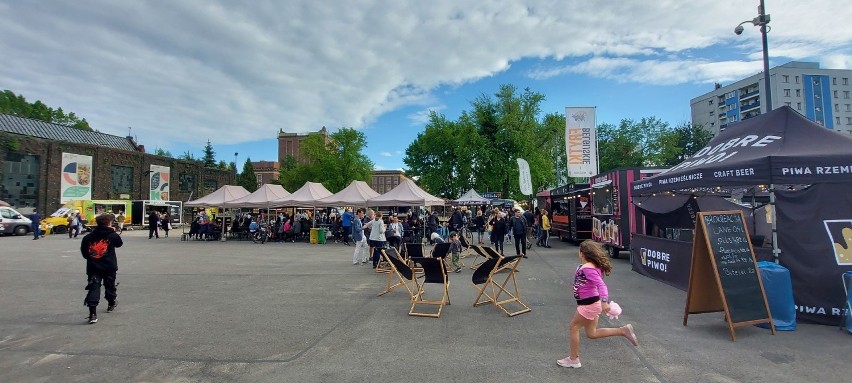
370, 170, 406, 194
277, 127, 328, 164
251, 160, 279, 185
0, 114, 234, 214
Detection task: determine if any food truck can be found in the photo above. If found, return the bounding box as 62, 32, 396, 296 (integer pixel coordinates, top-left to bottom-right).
590, 168, 665, 258
548, 183, 592, 243
131, 200, 184, 227
41, 200, 132, 233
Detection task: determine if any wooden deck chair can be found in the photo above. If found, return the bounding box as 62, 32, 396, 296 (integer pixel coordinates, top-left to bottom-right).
374, 245, 391, 274
467, 245, 495, 270
490, 255, 531, 317
377, 248, 418, 298
478, 246, 517, 273
409, 257, 451, 318
431, 242, 453, 270
471, 256, 502, 307
403, 242, 425, 261
458, 235, 474, 259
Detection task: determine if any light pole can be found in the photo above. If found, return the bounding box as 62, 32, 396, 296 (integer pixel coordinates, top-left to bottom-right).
735, 0, 772, 111
234, 152, 239, 184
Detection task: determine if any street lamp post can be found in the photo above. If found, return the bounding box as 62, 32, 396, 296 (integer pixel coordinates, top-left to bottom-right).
735, 0, 772, 111
234, 152, 239, 184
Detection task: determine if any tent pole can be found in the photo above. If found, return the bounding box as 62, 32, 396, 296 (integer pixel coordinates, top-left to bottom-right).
220, 207, 227, 242
769, 184, 779, 263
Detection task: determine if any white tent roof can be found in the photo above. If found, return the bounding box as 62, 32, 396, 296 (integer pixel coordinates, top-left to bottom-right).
368, 178, 445, 206
453, 188, 491, 205
270, 182, 333, 208
315, 180, 380, 207
185, 185, 250, 208
222, 184, 290, 208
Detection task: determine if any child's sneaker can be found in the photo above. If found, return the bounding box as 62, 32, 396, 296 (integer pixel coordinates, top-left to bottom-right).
87, 314, 98, 324
454, 267, 462, 273
622, 324, 639, 346
556, 356, 581, 368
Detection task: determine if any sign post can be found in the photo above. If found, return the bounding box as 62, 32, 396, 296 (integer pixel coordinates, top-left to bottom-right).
683, 210, 776, 341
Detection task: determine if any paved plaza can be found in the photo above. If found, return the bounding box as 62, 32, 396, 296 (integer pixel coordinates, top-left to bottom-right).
0, 229, 848, 382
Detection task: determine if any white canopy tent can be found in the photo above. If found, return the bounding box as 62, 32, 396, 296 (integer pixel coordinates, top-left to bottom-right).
453, 188, 491, 205
368, 178, 444, 206
222, 184, 290, 208
185, 185, 250, 208
270, 182, 333, 208
315, 180, 380, 207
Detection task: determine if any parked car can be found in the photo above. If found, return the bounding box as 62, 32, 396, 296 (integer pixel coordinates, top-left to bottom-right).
0, 206, 32, 236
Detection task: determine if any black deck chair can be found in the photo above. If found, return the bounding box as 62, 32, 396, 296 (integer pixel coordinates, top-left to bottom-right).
457, 235, 473, 264
431, 242, 453, 270
467, 245, 495, 270
409, 257, 451, 318
471, 256, 502, 307
378, 248, 417, 298
479, 245, 518, 273
490, 255, 531, 317
403, 242, 425, 260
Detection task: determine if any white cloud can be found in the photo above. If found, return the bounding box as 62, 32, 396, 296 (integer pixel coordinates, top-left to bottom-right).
0, 0, 848, 151
407, 106, 446, 125
379, 151, 393, 157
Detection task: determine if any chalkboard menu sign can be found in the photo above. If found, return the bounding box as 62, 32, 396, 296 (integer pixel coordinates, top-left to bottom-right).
683, 211, 775, 341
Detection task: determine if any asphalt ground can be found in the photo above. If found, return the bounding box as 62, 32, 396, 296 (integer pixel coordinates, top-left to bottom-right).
0, 229, 849, 383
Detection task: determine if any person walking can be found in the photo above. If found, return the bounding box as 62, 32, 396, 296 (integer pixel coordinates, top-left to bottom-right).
81, 214, 123, 324
386, 214, 404, 250
448, 231, 462, 273
68, 211, 81, 238
557, 240, 639, 368
115, 211, 125, 234
539, 209, 552, 248
148, 211, 160, 239
161, 212, 171, 238
510, 209, 528, 258
474, 209, 485, 244
351, 209, 368, 265
488, 210, 506, 255
29, 208, 41, 240
341, 208, 353, 246
368, 212, 387, 268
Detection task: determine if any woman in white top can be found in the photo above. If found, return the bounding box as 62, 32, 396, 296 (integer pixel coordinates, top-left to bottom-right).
368, 212, 387, 268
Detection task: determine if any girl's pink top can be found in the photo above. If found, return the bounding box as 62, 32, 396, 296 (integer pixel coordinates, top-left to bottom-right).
573, 265, 609, 302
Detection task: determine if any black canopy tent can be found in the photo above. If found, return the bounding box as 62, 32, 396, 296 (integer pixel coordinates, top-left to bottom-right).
631, 106, 852, 324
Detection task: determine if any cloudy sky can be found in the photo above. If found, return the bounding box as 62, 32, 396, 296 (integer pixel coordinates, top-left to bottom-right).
1, 1, 850, 171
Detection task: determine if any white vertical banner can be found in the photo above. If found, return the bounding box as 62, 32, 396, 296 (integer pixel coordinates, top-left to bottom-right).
60, 152, 92, 203
565, 107, 598, 178
150, 164, 170, 200
517, 158, 533, 196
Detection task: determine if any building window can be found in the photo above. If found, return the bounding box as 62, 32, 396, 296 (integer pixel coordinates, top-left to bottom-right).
796, 89, 801, 97
110, 166, 133, 196
848, 117, 852, 125
782, 75, 789, 83
179, 173, 196, 193
256, 174, 263, 185
833, 77, 837, 85
846, 104, 851, 112
795, 76, 799, 84
783, 89, 790, 97
837, 117, 842, 125
835, 90, 839, 98
845, 91, 850, 99
836, 104, 841, 112
844, 78, 849, 85
708, 99, 713, 105
797, 102, 802, 110
203, 179, 218, 194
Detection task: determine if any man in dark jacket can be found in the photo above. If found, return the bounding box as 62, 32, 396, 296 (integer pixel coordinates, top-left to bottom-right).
450, 207, 464, 232
510, 209, 528, 258
81, 214, 123, 324
148, 211, 160, 239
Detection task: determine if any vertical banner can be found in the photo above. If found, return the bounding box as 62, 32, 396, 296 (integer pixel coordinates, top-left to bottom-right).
60, 152, 92, 203
517, 158, 532, 196
565, 107, 598, 178
150, 165, 170, 200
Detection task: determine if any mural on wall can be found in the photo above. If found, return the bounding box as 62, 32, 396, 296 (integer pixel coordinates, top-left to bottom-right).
60, 152, 92, 203
150, 165, 170, 200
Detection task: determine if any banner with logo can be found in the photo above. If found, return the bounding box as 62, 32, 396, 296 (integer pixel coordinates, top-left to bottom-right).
565, 107, 598, 178
60, 152, 92, 203
775, 183, 852, 325
516, 158, 532, 196
630, 235, 693, 291
150, 165, 170, 200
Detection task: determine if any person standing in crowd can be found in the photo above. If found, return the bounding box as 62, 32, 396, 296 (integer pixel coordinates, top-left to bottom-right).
341, 208, 353, 246
68, 210, 81, 238
148, 210, 160, 239
161, 212, 171, 238
29, 208, 41, 240
474, 209, 485, 244
115, 211, 125, 234
386, 214, 404, 250
368, 212, 387, 268
427, 210, 439, 242
510, 209, 528, 258
450, 207, 464, 233
351, 209, 368, 265
538, 209, 552, 248
81, 213, 123, 324
557, 240, 638, 368
489, 209, 506, 255
448, 231, 462, 273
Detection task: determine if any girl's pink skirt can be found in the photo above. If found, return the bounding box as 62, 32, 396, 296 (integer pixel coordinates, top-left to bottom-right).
577, 301, 602, 320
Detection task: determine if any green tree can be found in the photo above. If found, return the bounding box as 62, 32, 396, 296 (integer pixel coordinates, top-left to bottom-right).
178, 151, 198, 162
154, 148, 173, 157
202, 140, 216, 168
278, 128, 373, 192
0, 90, 92, 130
237, 158, 258, 192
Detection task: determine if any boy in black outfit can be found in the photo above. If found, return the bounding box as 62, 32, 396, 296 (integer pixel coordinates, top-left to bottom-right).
81, 214, 123, 324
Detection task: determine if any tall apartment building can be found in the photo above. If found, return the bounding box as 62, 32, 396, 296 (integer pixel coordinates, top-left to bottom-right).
691, 61, 852, 136
277, 127, 329, 165
370, 170, 406, 194
251, 160, 279, 185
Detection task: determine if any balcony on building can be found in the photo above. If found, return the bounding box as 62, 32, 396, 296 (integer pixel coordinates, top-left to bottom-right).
740, 101, 761, 112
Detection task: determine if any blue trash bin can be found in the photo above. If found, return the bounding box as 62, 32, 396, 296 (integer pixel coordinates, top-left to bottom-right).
756, 261, 796, 331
